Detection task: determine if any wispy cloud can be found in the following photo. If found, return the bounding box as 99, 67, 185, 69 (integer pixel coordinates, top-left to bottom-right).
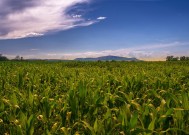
134, 41, 187, 50
97, 16, 107, 20
72, 14, 82, 18
0, 0, 100, 39
30, 49, 39, 51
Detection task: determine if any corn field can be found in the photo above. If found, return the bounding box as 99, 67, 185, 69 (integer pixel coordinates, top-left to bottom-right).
0, 61, 189, 135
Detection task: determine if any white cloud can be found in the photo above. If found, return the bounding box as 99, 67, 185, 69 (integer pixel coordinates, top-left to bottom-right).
47, 53, 58, 56
72, 14, 82, 18
30, 49, 39, 51
97, 16, 107, 20
0, 0, 96, 39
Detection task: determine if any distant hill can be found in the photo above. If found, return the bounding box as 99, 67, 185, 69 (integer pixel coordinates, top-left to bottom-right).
74, 55, 139, 61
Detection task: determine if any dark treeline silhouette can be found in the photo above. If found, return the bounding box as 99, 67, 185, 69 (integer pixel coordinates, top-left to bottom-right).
0, 54, 9, 61
166, 56, 189, 61
0, 54, 24, 61
13, 55, 23, 61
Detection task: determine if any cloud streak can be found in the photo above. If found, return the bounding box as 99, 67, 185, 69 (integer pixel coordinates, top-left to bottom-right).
97, 16, 107, 20
0, 0, 99, 39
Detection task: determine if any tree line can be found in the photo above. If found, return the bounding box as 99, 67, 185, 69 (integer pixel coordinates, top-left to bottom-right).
0, 54, 23, 61
166, 56, 189, 61
0, 54, 9, 61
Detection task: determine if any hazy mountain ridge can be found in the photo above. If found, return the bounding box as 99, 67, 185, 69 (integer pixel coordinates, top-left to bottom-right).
74, 55, 139, 61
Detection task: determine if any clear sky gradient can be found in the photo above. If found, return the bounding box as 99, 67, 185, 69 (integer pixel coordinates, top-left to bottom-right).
0, 0, 189, 60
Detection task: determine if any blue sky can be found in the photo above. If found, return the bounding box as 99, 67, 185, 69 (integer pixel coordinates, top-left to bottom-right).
0, 0, 189, 60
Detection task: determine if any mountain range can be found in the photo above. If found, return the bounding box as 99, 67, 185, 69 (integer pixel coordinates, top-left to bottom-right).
74, 55, 139, 61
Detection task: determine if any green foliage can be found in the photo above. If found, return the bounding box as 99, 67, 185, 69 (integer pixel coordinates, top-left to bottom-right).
0, 61, 189, 134
166, 55, 189, 61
